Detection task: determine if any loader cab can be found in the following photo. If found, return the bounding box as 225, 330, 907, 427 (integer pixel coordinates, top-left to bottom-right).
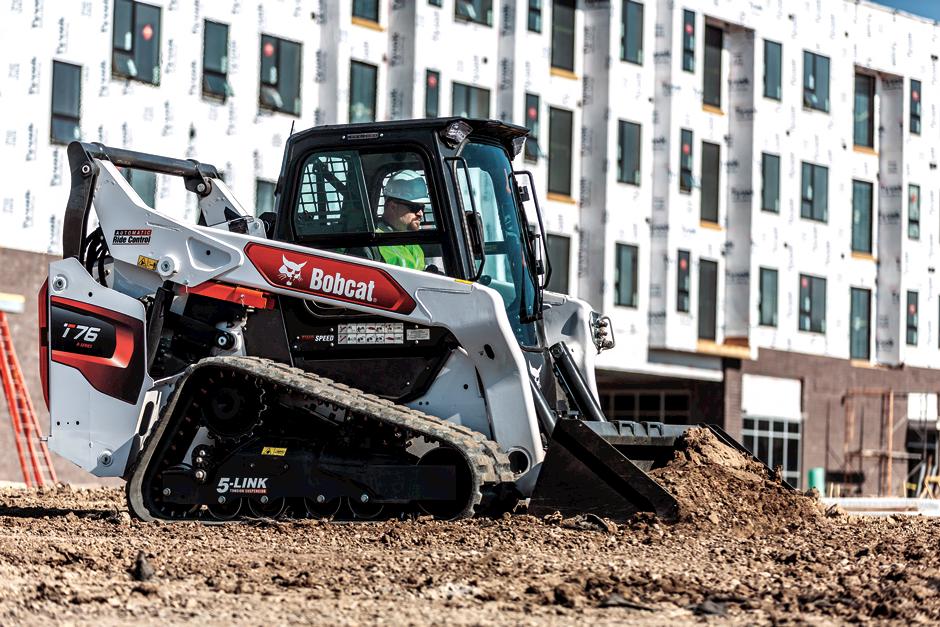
271, 118, 546, 345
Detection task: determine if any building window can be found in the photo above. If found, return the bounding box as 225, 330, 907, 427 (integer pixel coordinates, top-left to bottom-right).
546, 234, 570, 294
679, 128, 693, 193
854, 74, 874, 148
698, 259, 718, 340
742, 417, 801, 488
798, 274, 826, 333
850, 287, 871, 360
764, 40, 782, 100
349, 61, 377, 123
800, 162, 828, 222
455, 0, 493, 25
909, 184, 920, 240
122, 168, 156, 208
202, 20, 230, 101
761, 153, 779, 213
703, 25, 722, 108
802, 51, 830, 112
682, 10, 695, 72
597, 390, 692, 424
112, 0, 162, 85
908, 291, 919, 346
425, 70, 440, 118
524, 93, 541, 162
528, 0, 542, 32
352, 0, 379, 22
50, 61, 81, 145
851, 179, 873, 253
621, 1, 643, 65
911, 79, 922, 135
759, 267, 778, 327
700, 141, 720, 223
677, 250, 690, 312
255, 179, 276, 217
452, 82, 490, 118
429, 0, 442, 6
551, 0, 576, 72
617, 120, 641, 185
548, 107, 573, 196
259, 35, 302, 116
615, 244, 638, 307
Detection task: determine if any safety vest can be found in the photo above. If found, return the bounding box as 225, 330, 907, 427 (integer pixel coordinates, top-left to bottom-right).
376, 223, 425, 270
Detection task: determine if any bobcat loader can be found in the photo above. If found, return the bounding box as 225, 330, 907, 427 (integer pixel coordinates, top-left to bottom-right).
41, 118, 745, 521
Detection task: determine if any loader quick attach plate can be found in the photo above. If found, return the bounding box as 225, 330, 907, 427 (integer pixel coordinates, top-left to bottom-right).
528, 419, 687, 522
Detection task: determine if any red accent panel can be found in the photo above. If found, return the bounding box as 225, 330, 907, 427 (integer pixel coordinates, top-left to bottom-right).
38, 280, 49, 411
50, 296, 145, 405
245, 242, 416, 314
186, 282, 275, 310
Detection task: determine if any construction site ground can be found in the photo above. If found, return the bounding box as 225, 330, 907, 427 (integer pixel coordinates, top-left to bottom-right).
0, 430, 937, 625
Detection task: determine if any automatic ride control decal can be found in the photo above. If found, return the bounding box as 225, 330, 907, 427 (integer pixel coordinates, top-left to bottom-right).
245, 243, 416, 314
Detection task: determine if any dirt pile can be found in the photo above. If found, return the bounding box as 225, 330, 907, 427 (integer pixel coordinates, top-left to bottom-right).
648, 427, 821, 532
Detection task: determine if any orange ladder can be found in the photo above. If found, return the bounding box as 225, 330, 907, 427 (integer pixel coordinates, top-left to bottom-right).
0, 309, 57, 487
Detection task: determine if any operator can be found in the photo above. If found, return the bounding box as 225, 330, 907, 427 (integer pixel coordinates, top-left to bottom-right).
376, 170, 428, 270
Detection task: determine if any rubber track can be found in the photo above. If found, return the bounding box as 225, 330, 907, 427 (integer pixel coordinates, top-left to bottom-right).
126, 355, 517, 522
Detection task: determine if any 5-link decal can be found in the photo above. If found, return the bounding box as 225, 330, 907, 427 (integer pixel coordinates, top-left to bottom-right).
216, 477, 269, 495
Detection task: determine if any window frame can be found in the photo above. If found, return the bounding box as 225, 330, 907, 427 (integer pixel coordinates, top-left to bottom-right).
551, 0, 576, 72
455, 0, 493, 26
679, 129, 694, 193
258, 34, 303, 116
352, 0, 380, 22
802, 50, 830, 112
254, 178, 276, 217
681, 10, 695, 73
761, 152, 780, 213
742, 416, 801, 488
677, 250, 691, 313
621, 1, 644, 65
851, 179, 873, 254
907, 291, 919, 346
545, 233, 571, 294
698, 258, 718, 340
425, 69, 440, 118
909, 184, 920, 240
547, 106, 574, 196
759, 267, 778, 327
798, 274, 826, 334
700, 141, 720, 223
50, 60, 82, 145
111, 0, 162, 86
702, 24, 723, 108
800, 161, 828, 222
528, 0, 542, 33
853, 73, 875, 148
850, 287, 871, 360
202, 20, 230, 102
524, 93, 541, 163
452, 81, 491, 118
614, 243, 639, 308
911, 79, 922, 135
617, 120, 641, 185
763, 39, 782, 100
349, 60, 378, 124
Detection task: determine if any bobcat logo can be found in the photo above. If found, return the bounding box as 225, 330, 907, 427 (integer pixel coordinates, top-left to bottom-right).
277, 255, 307, 286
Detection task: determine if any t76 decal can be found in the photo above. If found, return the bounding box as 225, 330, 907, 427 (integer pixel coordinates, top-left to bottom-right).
245, 243, 416, 314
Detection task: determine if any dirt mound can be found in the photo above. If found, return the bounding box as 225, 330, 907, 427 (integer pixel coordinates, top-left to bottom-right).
648, 427, 821, 532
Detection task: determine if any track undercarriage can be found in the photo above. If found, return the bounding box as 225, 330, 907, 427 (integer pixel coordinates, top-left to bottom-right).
125, 356, 517, 522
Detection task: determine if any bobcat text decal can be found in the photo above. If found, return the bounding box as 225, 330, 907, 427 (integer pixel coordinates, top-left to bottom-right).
245, 243, 416, 314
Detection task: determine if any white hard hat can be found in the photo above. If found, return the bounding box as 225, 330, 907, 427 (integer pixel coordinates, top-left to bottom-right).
384, 170, 430, 204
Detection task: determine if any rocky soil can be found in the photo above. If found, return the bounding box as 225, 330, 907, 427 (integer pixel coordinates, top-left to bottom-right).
0, 429, 936, 625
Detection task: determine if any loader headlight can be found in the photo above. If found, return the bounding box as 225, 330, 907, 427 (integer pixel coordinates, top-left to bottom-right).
440, 121, 472, 148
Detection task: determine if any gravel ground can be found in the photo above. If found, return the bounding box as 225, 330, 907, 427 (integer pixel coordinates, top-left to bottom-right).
0, 430, 936, 625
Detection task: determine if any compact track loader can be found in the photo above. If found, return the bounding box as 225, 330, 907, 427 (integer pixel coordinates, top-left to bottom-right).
41, 118, 742, 522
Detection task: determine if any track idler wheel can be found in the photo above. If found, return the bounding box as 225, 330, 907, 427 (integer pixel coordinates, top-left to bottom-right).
247, 497, 287, 519
203, 372, 264, 441
416, 447, 474, 520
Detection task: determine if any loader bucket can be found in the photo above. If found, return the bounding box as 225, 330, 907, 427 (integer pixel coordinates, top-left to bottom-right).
528, 419, 691, 522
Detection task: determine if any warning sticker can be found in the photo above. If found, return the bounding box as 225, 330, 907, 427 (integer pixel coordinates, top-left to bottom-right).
136, 255, 158, 271
406, 328, 431, 341
337, 322, 403, 345
262, 447, 287, 456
